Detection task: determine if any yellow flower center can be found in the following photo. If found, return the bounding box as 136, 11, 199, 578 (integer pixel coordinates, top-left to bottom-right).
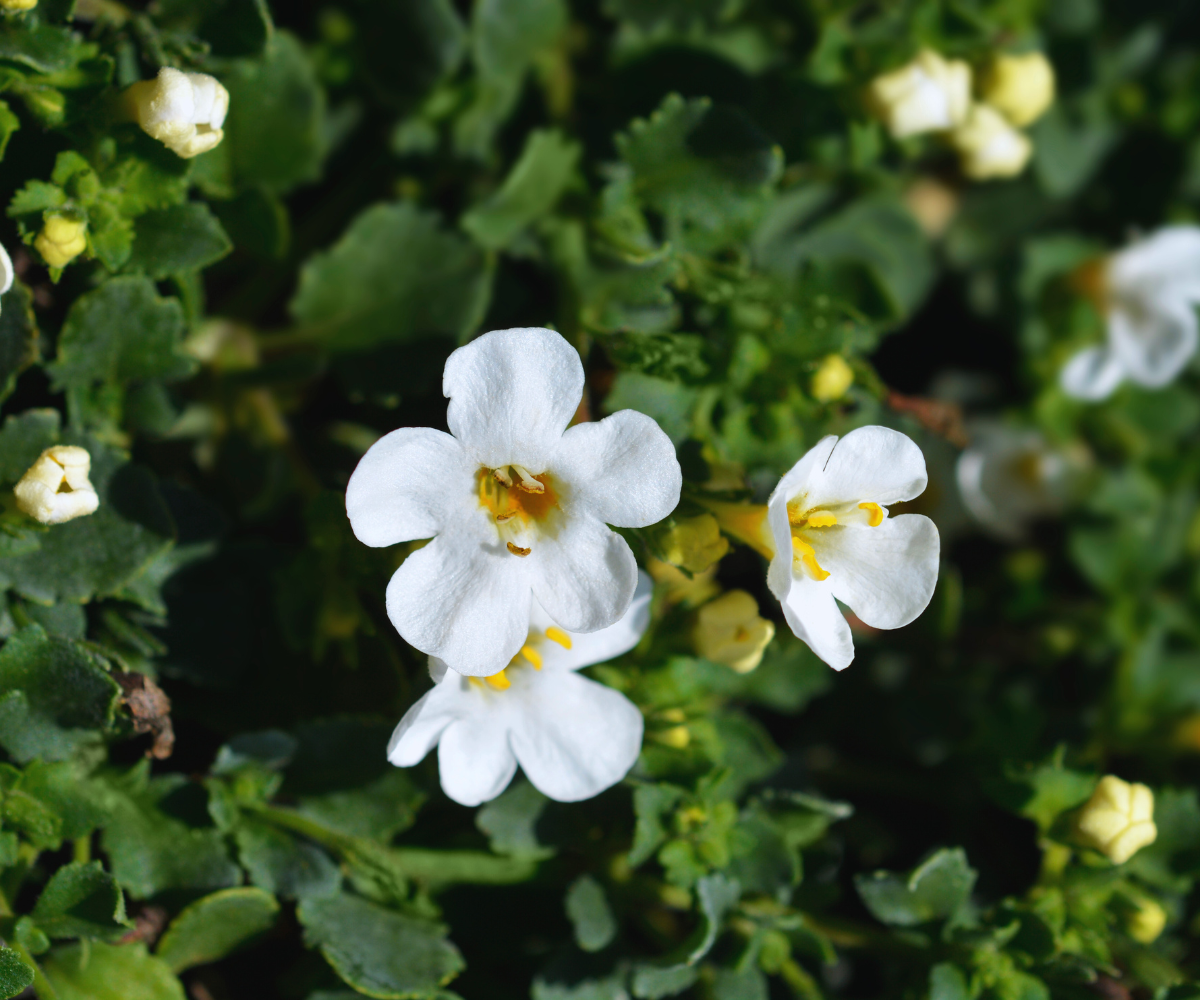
786, 500, 885, 580
477, 465, 560, 556
466, 625, 574, 692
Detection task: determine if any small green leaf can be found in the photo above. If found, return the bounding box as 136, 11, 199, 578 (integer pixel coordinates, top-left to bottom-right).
126, 204, 232, 278
565, 875, 617, 952
0, 18, 81, 73
475, 779, 553, 860
855, 847, 978, 927
32, 860, 129, 941
0, 947, 33, 999
42, 942, 185, 1000
236, 820, 341, 901
689, 873, 740, 962
156, 887, 280, 973
297, 770, 424, 841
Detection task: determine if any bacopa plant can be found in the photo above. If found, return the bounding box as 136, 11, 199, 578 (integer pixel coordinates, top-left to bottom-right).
0, 1, 1194, 999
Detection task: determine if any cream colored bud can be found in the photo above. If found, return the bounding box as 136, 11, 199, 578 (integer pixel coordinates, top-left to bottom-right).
1126, 897, 1167, 944
904, 177, 960, 238
0, 0, 38, 10
951, 103, 1033, 180
1076, 775, 1157, 864
647, 558, 721, 609
867, 50, 972, 139
14, 446, 100, 525
35, 216, 87, 269
125, 67, 228, 159
693, 590, 775, 674
660, 514, 729, 575
811, 354, 854, 402
983, 52, 1055, 127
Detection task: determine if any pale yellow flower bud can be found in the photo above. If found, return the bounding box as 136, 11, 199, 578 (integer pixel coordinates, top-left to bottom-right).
35, 216, 87, 269
904, 177, 959, 238
1126, 897, 1167, 944
125, 67, 228, 159
1076, 775, 1157, 864
951, 103, 1033, 180
0, 0, 37, 10
14, 446, 99, 525
647, 558, 721, 608
867, 50, 972, 139
983, 52, 1055, 127
693, 589, 776, 674
811, 354, 854, 402
660, 514, 729, 575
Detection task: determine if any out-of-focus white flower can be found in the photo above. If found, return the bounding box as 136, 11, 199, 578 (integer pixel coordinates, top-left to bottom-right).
388, 574, 651, 806
0, 241, 13, 299
982, 52, 1055, 127
868, 50, 972, 139
1076, 775, 1157, 865
950, 103, 1033, 180
346, 327, 681, 677
1061, 227, 1200, 400
14, 446, 99, 524
35, 216, 87, 269
955, 424, 1077, 540
125, 67, 229, 159
693, 589, 775, 673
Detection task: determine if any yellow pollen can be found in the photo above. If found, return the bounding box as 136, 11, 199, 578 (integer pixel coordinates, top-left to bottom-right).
545, 626, 572, 649
512, 465, 545, 494
520, 645, 543, 670
858, 502, 884, 527
507, 542, 531, 557
791, 535, 830, 581
485, 669, 511, 690
806, 511, 838, 528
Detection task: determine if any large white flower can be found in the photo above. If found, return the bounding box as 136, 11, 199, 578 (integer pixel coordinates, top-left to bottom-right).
765, 426, 940, 671
387, 574, 652, 806
346, 327, 681, 677
1061, 226, 1200, 400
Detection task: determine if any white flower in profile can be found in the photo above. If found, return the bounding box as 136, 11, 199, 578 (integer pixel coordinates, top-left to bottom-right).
125, 67, 229, 159
346, 327, 681, 677
1061, 226, 1200, 400
388, 574, 651, 806
956, 424, 1076, 541
765, 426, 940, 670
868, 50, 972, 139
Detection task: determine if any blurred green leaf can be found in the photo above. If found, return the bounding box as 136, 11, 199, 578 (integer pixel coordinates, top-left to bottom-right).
32, 860, 128, 941
565, 875, 617, 952
126, 204, 232, 278
156, 887, 280, 973
42, 942, 184, 1000
855, 848, 977, 927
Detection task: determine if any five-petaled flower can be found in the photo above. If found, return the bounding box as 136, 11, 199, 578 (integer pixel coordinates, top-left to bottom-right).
387, 573, 652, 806
346, 327, 681, 677
1061, 226, 1200, 400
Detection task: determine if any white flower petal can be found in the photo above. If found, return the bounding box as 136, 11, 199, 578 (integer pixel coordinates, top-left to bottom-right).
386, 678, 467, 766
553, 410, 682, 527
529, 513, 638, 634
778, 574, 855, 671
509, 670, 644, 801
802, 426, 929, 512
530, 571, 652, 671
767, 435, 838, 573
346, 427, 472, 547
444, 327, 584, 470
1109, 302, 1198, 389
386, 532, 531, 676
817, 515, 940, 630
437, 715, 519, 806
0, 242, 13, 297
1110, 226, 1200, 306
1060, 345, 1126, 400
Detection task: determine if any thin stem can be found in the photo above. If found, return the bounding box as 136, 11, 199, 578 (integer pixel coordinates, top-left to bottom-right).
10, 942, 56, 1000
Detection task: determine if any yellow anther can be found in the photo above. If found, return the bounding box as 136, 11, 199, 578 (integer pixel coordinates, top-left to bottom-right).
507, 542, 531, 557
791, 535, 830, 581
520, 645, 543, 670
806, 511, 838, 528
485, 669, 511, 691
545, 626, 572, 649
859, 502, 884, 527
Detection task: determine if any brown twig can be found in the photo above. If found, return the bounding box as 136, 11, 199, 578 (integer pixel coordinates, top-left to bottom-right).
886, 390, 969, 448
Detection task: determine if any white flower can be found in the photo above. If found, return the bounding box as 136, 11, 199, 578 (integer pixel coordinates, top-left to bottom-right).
346, 327, 681, 677
950, 103, 1033, 180
1061, 227, 1200, 400
765, 426, 940, 671
14, 446, 99, 525
0, 240, 12, 299
388, 573, 652, 806
126, 68, 229, 159
868, 50, 972, 139
955, 424, 1075, 541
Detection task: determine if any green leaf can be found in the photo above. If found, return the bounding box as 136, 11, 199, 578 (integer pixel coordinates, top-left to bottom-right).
41, 942, 185, 1000
378, 847, 537, 894
0, 408, 59, 485
126, 204, 233, 279
290, 201, 490, 352
689, 873, 740, 962
462, 129, 580, 250
565, 875, 617, 952
631, 964, 699, 999
629, 783, 685, 868
0, 626, 120, 763
930, 964, 971, 1000
855, 847, 978, 927
603, 372, 698, 446
0, 18, 80, 73
32, 860, 129, 941
0, 948, 33, 1000
236, 820, 341, 901
155, 0, 275, 57
0, 283, 38, 406
297, 770, 424, 841
475, 779, 554, 860
1032, 106, 1120, 199
19, 759, 114, 840
298, 891, 465, 999
155, 887, 280, 973
343, 0, 465, 106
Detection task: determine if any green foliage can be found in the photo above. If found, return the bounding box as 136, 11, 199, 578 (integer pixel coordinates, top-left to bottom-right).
155, 887, 279, 972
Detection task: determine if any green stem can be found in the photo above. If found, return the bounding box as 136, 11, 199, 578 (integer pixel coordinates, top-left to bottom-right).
10, 941, 56, 1000
254, 805, 349, 854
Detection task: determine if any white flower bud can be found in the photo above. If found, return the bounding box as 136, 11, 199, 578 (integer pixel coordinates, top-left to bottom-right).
983, 52, 1055, 127
950, 103, 1033, 180
1076, 775, 1157, 864
126, 67, 229, 159
14, 446, 100, 525
867, 50, 972, 139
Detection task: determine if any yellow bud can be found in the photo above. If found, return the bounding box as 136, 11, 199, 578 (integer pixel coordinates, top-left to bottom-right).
647, 558, 721, 608
1076, 775, 1157, 864
983, 52, 1055, 128
14, 446, 99, 524
811, 354, 854, 402
655, 725, 691, 749
1126, 897, 1167, 944
950, 103, 1033, 180
693, 589, 776, 673
660, 514, 729, 575
0, 0, 37, 10
35, 216, 87, 269
904, 177, 959, 238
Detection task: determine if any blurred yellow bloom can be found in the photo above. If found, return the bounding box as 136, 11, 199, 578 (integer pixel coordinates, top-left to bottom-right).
693, 589, 775, 673
951, 103, 1033, 180
904, 177, 959, 238
1126, 897, 1167, 943
983, 52, 1055, 127
0, 0, 37, 10
867, 50, 972, 138
35, 216, 87, 268
811, 354, 854, 402
659, 513, 729, 574
1076, 775, 1157, 864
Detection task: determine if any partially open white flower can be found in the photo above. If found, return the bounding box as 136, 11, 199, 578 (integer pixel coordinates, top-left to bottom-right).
1061, 227, 1200, 400
765, 426, 940, 671
125, 67, 229, 159
346, 327, 681, 677
14, 446, 99, 525
388, 573, 651, 806
868, 50, 972, 139
950, 103, 1033, 180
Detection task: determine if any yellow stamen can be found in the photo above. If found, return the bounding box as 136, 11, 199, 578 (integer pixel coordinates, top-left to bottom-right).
806, 511, 838, 528
858, 502, 884, 527
545, 626, 572, 649
485, 669, 511, 690
520, 645, 543, 670
507, 542, 531, 557
791, 535, 830, 581
493, 467, 513, 487
513, 465, 545, 494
